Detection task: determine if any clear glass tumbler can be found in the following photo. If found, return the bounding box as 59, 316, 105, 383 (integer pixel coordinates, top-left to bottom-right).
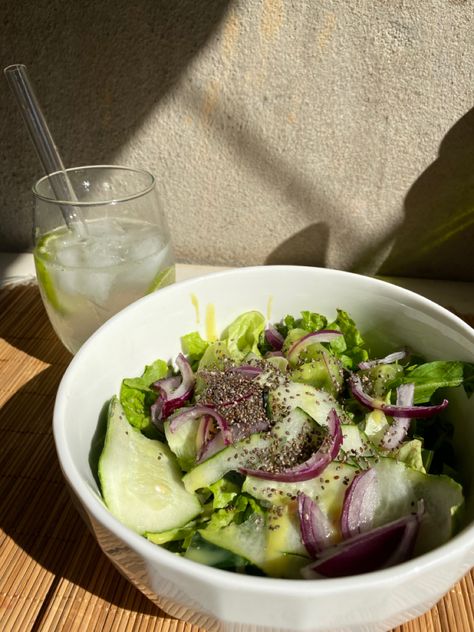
33, 165, 175, 354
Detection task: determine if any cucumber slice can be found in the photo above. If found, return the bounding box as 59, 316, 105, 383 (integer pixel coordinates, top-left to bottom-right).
199, 512, 268, 569
196, 509, 309, 578
268, 382, 346, 426
340, 424, 378, 459
183, 432, 269, 493
272, 406, 320, 444
243, 461, 358, 543
369, 457, 463, 554
185, 532, 253, 570
98, 397, 201, 534
264, 504, 309, 578
182, 407, 319, 493
164, 416, 199, 471
244, 456, 463, 556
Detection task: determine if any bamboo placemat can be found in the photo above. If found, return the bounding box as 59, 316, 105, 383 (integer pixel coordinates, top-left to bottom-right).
1, 282, 473, 632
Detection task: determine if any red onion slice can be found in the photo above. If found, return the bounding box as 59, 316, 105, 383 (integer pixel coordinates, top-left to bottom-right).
358, 350, 408, 371
194, 413, 234, 462
153, 354, 196, 420
303, 502, 423, 578
381, 383, 415, 450
287, 330, 343, 365
340, 468, 378, 539
349, 374, 448, 418
168, 404, 232, 445
197, 432, 228, 463
152, 375, 181, 394
264, 324, 284, 351
298, 493, 335, 557
195, 414, 211, 452
240, 408, 343, 482
171, 354, 195, 399
228, 365, 263, 379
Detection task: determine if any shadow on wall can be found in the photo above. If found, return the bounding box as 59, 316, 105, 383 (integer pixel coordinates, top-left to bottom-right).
260, 107, 474, 279
370, 107, 474, 281
0, 0, 231, 250
265, 223, 330, 267
181, 83, 335, 268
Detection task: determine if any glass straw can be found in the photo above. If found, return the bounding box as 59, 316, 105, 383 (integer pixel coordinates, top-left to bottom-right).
4, 63, 87, 237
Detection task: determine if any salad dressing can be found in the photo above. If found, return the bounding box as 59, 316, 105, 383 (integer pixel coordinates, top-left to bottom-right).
190, 293, 200, 324
266, 295, 273, 321
205, 304, 217, 341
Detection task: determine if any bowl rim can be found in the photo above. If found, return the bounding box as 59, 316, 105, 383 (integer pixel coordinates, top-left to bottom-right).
53, 265, 474, 595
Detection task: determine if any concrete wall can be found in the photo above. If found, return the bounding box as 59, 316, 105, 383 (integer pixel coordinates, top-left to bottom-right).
1, 0, 474, 280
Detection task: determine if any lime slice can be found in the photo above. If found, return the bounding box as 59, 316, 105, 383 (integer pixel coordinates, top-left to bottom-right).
146, 265, 176, 294
34, 233, 64, 313
98, 397, 201, 534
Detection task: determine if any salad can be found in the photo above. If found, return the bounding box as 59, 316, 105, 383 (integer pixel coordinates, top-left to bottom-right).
97, 309, 473, 579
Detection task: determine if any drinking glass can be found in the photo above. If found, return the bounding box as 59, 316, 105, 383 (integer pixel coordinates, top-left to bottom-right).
33, 165, 175, 354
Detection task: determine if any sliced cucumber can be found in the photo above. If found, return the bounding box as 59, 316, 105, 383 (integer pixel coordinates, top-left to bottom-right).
182, 407, 319, 493
197, 508, 309, 578
268, 381, 346, 427
243, 461, 358, 542
272, 406, 320, 444
198, 512, 268, 569
164, 416, 199, 471
264, 504, 309, 577
340, 423, 378, 459
183, 432, 269, 493
244, 456, 463, 555
369, 457, 463, 554
185, 532, 253, 570
98, 397, 201, 534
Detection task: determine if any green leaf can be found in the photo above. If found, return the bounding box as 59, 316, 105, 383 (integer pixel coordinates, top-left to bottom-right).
146, 521, 199, 546
220, 311, 265, 361
299, 310, 328, 332
328, 309, 369, 368
277, 311, 327, 340
400, 361, 464, 403
181, 331, 209, 369
394, 439, 425, 472
120, 359, 169, 430
141, 359, 170, 385
197, 340, 232, 371
208, 477, 240, 509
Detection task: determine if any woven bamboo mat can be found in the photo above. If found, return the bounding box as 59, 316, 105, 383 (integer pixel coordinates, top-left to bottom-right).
1, 282, 473, 632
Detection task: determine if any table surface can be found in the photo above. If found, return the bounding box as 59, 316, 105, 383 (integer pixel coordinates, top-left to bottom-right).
1, 263, 474, 631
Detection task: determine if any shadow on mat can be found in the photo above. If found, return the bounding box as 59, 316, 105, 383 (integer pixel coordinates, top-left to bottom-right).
0, 366, 174, 621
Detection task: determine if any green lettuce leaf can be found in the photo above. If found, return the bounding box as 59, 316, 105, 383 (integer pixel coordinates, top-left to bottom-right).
277, 311, 328, 339
327, 309, 369, 368
120, 359, 168, 431
197, 340, 232, 371
146, 521, 199, 547
220, 311, 265, 361
394, 439, 425, 472
181, 331, 209, 369
298, 310, 328, 332
399, 361, 465, 403
208, 477, 240, 509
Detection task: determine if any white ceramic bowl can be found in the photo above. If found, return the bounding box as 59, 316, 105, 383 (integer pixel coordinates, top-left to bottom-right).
53, 266, 474, 632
